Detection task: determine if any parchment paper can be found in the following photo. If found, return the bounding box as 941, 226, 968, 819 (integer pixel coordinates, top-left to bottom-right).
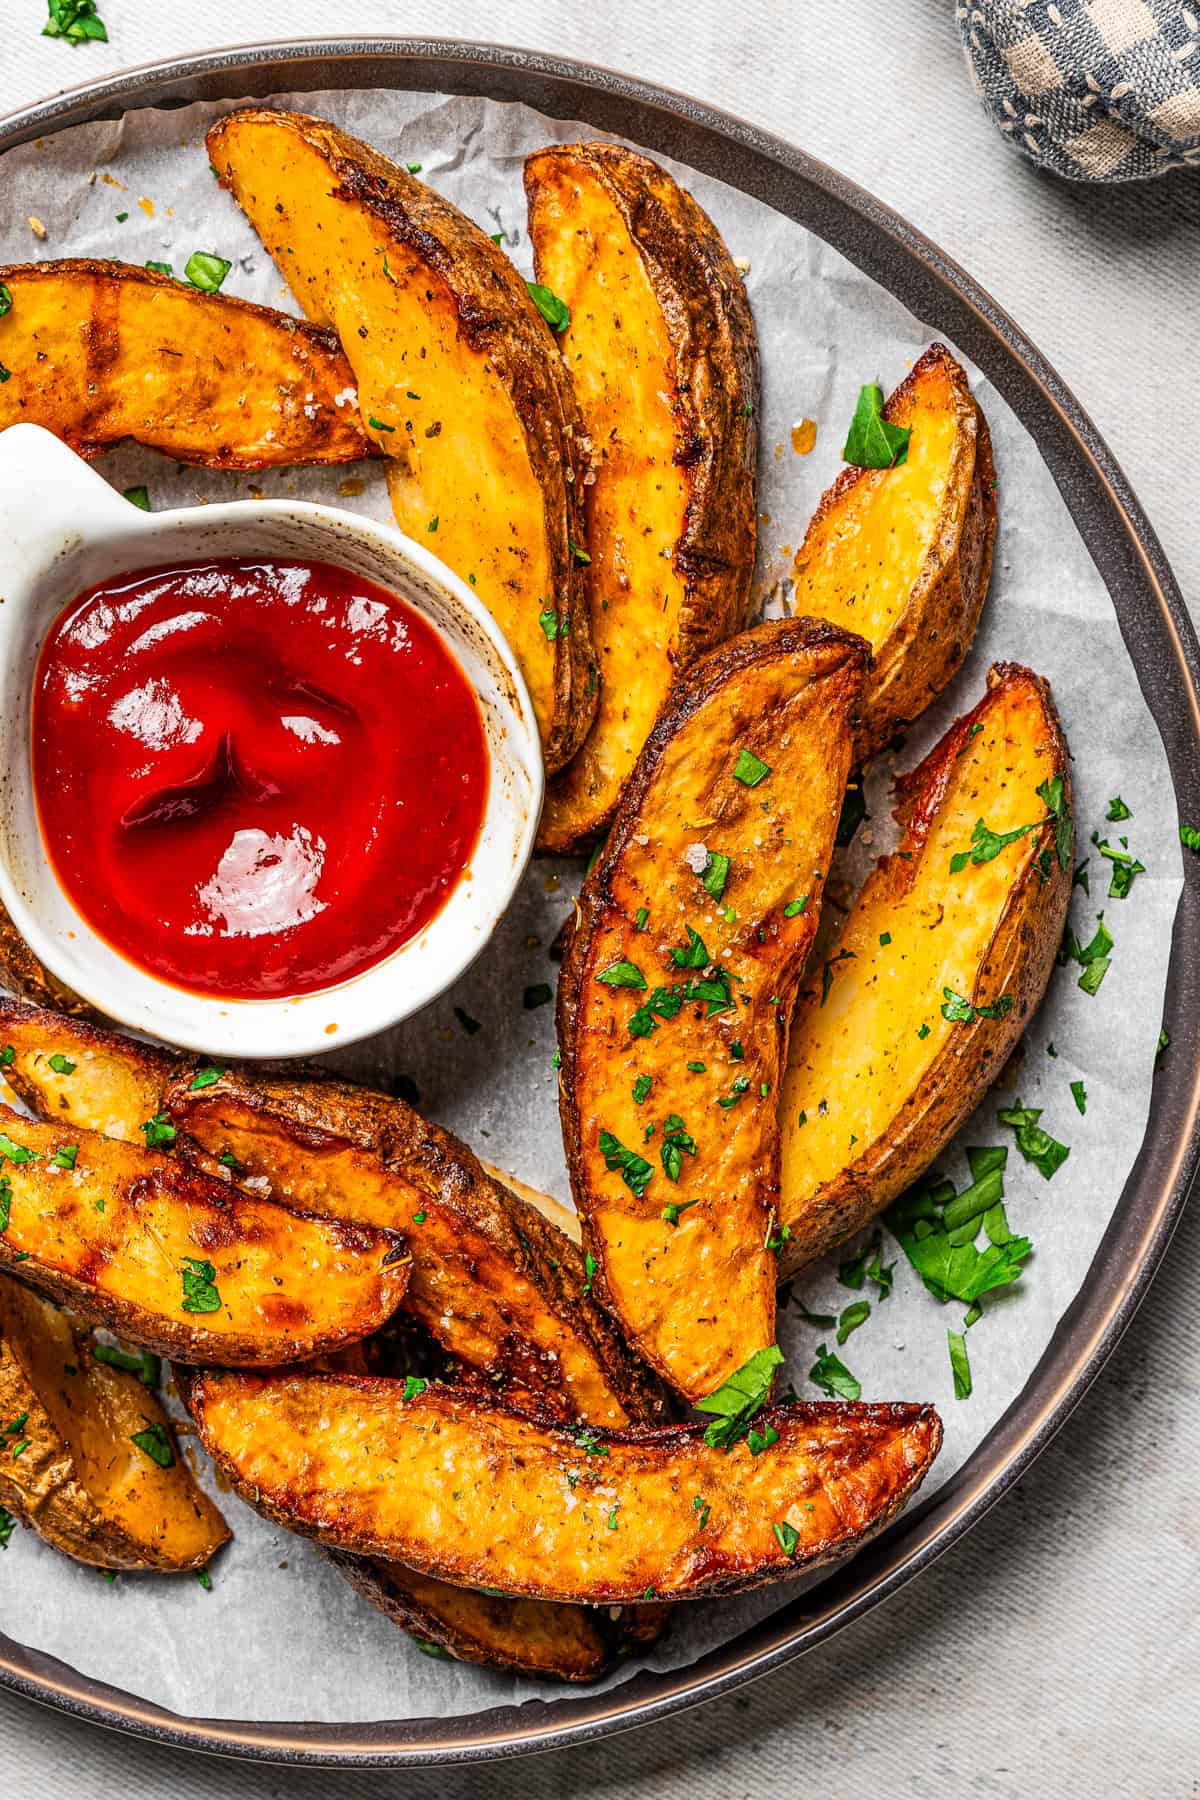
0, 88, 1182, 1724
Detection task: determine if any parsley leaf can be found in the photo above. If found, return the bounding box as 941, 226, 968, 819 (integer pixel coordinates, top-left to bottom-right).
836, 1300, 870, 1345
997, 1100, 1070, 1179
947, 1329, 972, 1400
808, 1343, 861, 1399
597, 960, 647, 990
671, 926, 710, 970
526, 282, 570, 331
1106, 796, 1132, 822
43, 0, 108, 44
1070, 1079, 1087, 1116
141, 1113, 176, 1149
659, 1114, 697, 1183
773, 1518, 800, 1555
694, 1345, 783, 1450
188, 1066, 224, 1091
131, 1422, 174, 1468
701, 851, 730, 903
1036, 775, 1073, 871
48, 1053, 75, 1075
180, 1257, 221, 1314
632, 1075, 652, 1104
950, 816, 1038, 874
940, 987, 1013, 1024
1181, 823, 1200, 854
841, 382, 910, 470
0, 1134, 40, 1165
184, 252, 232, 294
598, 1130, 654, 1197
732, 748, 771, 787
1095, 836, 1145, 900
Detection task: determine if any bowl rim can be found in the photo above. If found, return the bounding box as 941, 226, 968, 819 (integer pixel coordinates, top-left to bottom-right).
0, 430, 544, 1059
0, 33, 1196, 1770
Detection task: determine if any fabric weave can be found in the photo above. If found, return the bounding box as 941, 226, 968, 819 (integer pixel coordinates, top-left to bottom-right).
958, 0, 1200, 178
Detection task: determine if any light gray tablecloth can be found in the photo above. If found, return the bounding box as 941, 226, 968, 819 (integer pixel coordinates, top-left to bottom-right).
2, 3, 1196, 1795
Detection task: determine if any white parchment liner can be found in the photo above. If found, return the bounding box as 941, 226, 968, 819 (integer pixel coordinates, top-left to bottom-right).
0, 88, 1181, 1723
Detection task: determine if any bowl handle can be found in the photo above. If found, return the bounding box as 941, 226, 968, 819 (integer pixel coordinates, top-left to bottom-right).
0, 424, 141, 560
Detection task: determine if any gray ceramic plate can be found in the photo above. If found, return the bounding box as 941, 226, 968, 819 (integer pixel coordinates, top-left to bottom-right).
0, 36, 1197, 1770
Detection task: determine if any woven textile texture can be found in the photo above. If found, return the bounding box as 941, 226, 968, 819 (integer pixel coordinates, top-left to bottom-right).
958, 0, 1200, 177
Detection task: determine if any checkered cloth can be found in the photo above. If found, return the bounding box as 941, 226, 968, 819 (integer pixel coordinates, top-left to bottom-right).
958, 1, 1200, 177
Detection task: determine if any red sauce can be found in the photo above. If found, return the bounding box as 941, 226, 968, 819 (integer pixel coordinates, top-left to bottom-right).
33, 557, 489, 999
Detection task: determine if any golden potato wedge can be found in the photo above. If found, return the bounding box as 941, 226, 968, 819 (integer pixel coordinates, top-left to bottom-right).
188, 1370, 941, 1603
791, 344, 996, 756
208, 108, 595, 774
525, 142, 759, 851
0, 1106, 408, 1364
167, 1071, 663, 1429
0, 1279, 228, 1570
329, 1554, 662, 1681
0, 260, 373, 469
0, 999, 173, 1137
778, 664, 1072, 1275
558, 618, 868, 1402
0, 900, 92, 1019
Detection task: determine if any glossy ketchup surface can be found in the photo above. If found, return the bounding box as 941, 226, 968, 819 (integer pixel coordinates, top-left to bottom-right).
33, 557, 489, 999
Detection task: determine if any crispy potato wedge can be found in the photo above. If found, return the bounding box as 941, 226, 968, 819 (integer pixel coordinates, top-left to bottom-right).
791, 344, 996, 756
167, 1071, 662, 1429
208, 108, 595, 773
525, 142, 759, 851
778, 664, 1072, 1275
558, 618, 869, 1401
0, 260, 373, 469
0, 1001, 659, 1426
0, 1279, 228, 1570
0, 1106, 408, 1364
328, 1554, 661, 1681
189, 1370, 941, 1603
0, 900, 92, 1019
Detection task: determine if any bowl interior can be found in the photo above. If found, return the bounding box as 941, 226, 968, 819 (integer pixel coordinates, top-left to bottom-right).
0, 482, 542, 1059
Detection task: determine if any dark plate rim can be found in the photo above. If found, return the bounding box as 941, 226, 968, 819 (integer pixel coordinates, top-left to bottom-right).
0, 34, 1197, 1770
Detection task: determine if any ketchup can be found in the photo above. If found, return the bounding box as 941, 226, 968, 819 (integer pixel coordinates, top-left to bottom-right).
33, 557, 489, 999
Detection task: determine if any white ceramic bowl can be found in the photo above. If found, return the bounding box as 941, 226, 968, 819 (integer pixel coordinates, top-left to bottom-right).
0, 425, 543, 1059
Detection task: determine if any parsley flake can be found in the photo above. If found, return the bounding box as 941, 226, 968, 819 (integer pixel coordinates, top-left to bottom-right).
841, 382, 910, 469
695, 1345, 783, 1451
180, 1257, 221, 1314
131, 1422, 174, 1468
733, 748, 771, 787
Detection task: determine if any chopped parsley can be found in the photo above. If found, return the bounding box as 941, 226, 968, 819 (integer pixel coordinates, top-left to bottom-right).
836, 1300, 870, 1345
632, 1075, 652, 1104
659, 1114, 697, 1182
402, 1376, 428, 1402
940, 987, 1014, 1024
1180, 823, 1200, 854
1070, 1079, 1087, 1116
0, 285, 10, 316
886, 1175, 1032, 1304
179, 1257, 221, 1314
188, 1066, 224, 1091
950, 817, 1038, 874
841, 382, 910, 469
773, 1518, 801, 1556
733, 748, 771, 787
694, 1344, 783, 1450
783, 897, 809, 918
0, 1047, 13, 1067
43, 0, 108, 44
662, 1198, 699, 1226
131, 1422, 174, 1468
948, 1329, 972, 1400
597, 960, 647, 990
1106, 796, 1132, 822
1059, 915, 1113, 996
1037, 776, 1073, 872
123, 485, 151, 511
671, 926, 710, 970
539, 608, 563, 641
51, 1144, 78, 1171
0, 1134, 40, 1165
526, 282, 570, 331
808, 1343, 861, 1400
368, 415, 396, 434
405, 160, 423, 174
48, 1053, 75, 1075
598, 1130, 654, 1197
634, 906, 649, 931
718, 1074, 751, 1110
145, 261, 174, 278
997, 1100, 1070, 1180
582, 1252, 597, 1297
141, 1113, 176, 1149
1094, 835, 1145, 900
184, 252, 232, 293
93, 1343, 159, 1386
0, 1509, 15, 1549
700, 851, 731, 903
568, 537, 591, 564
821, 949, 855, 1005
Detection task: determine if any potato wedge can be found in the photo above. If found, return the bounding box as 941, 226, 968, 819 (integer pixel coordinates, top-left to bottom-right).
0, 260, 373, 469
328, 1554, 661, 1681
167, 1071, 663, 1429
0, 1279, 228, 1570
208, 109, 595, 773
778, 664, 1072, 1275
0, 1001, 660, 1427
0, 1106, 408, 1364
188, 1370, 941, 1603
558, 618, 868, 1401
525, 143, 758, 850
791, 344, 996, 756
0, 899, 92, 1019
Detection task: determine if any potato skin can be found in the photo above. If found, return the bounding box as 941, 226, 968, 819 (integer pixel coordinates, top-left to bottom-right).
526, 143, 759, 851
0, 1106, 409, 1365
778, 663, 1072, 1275
792, 344, 996, 756
328, 1553, 662, 1681
167, 1071, 664, 1429
558, 618, 869, 1402
188, 1369, 941, 1604
207, 108, 596, 774
0, 259, 373, 469
0, 1280, 228, 1570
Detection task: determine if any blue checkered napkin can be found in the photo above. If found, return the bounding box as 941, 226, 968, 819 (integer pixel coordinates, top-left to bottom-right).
958, 1, 1200, 178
